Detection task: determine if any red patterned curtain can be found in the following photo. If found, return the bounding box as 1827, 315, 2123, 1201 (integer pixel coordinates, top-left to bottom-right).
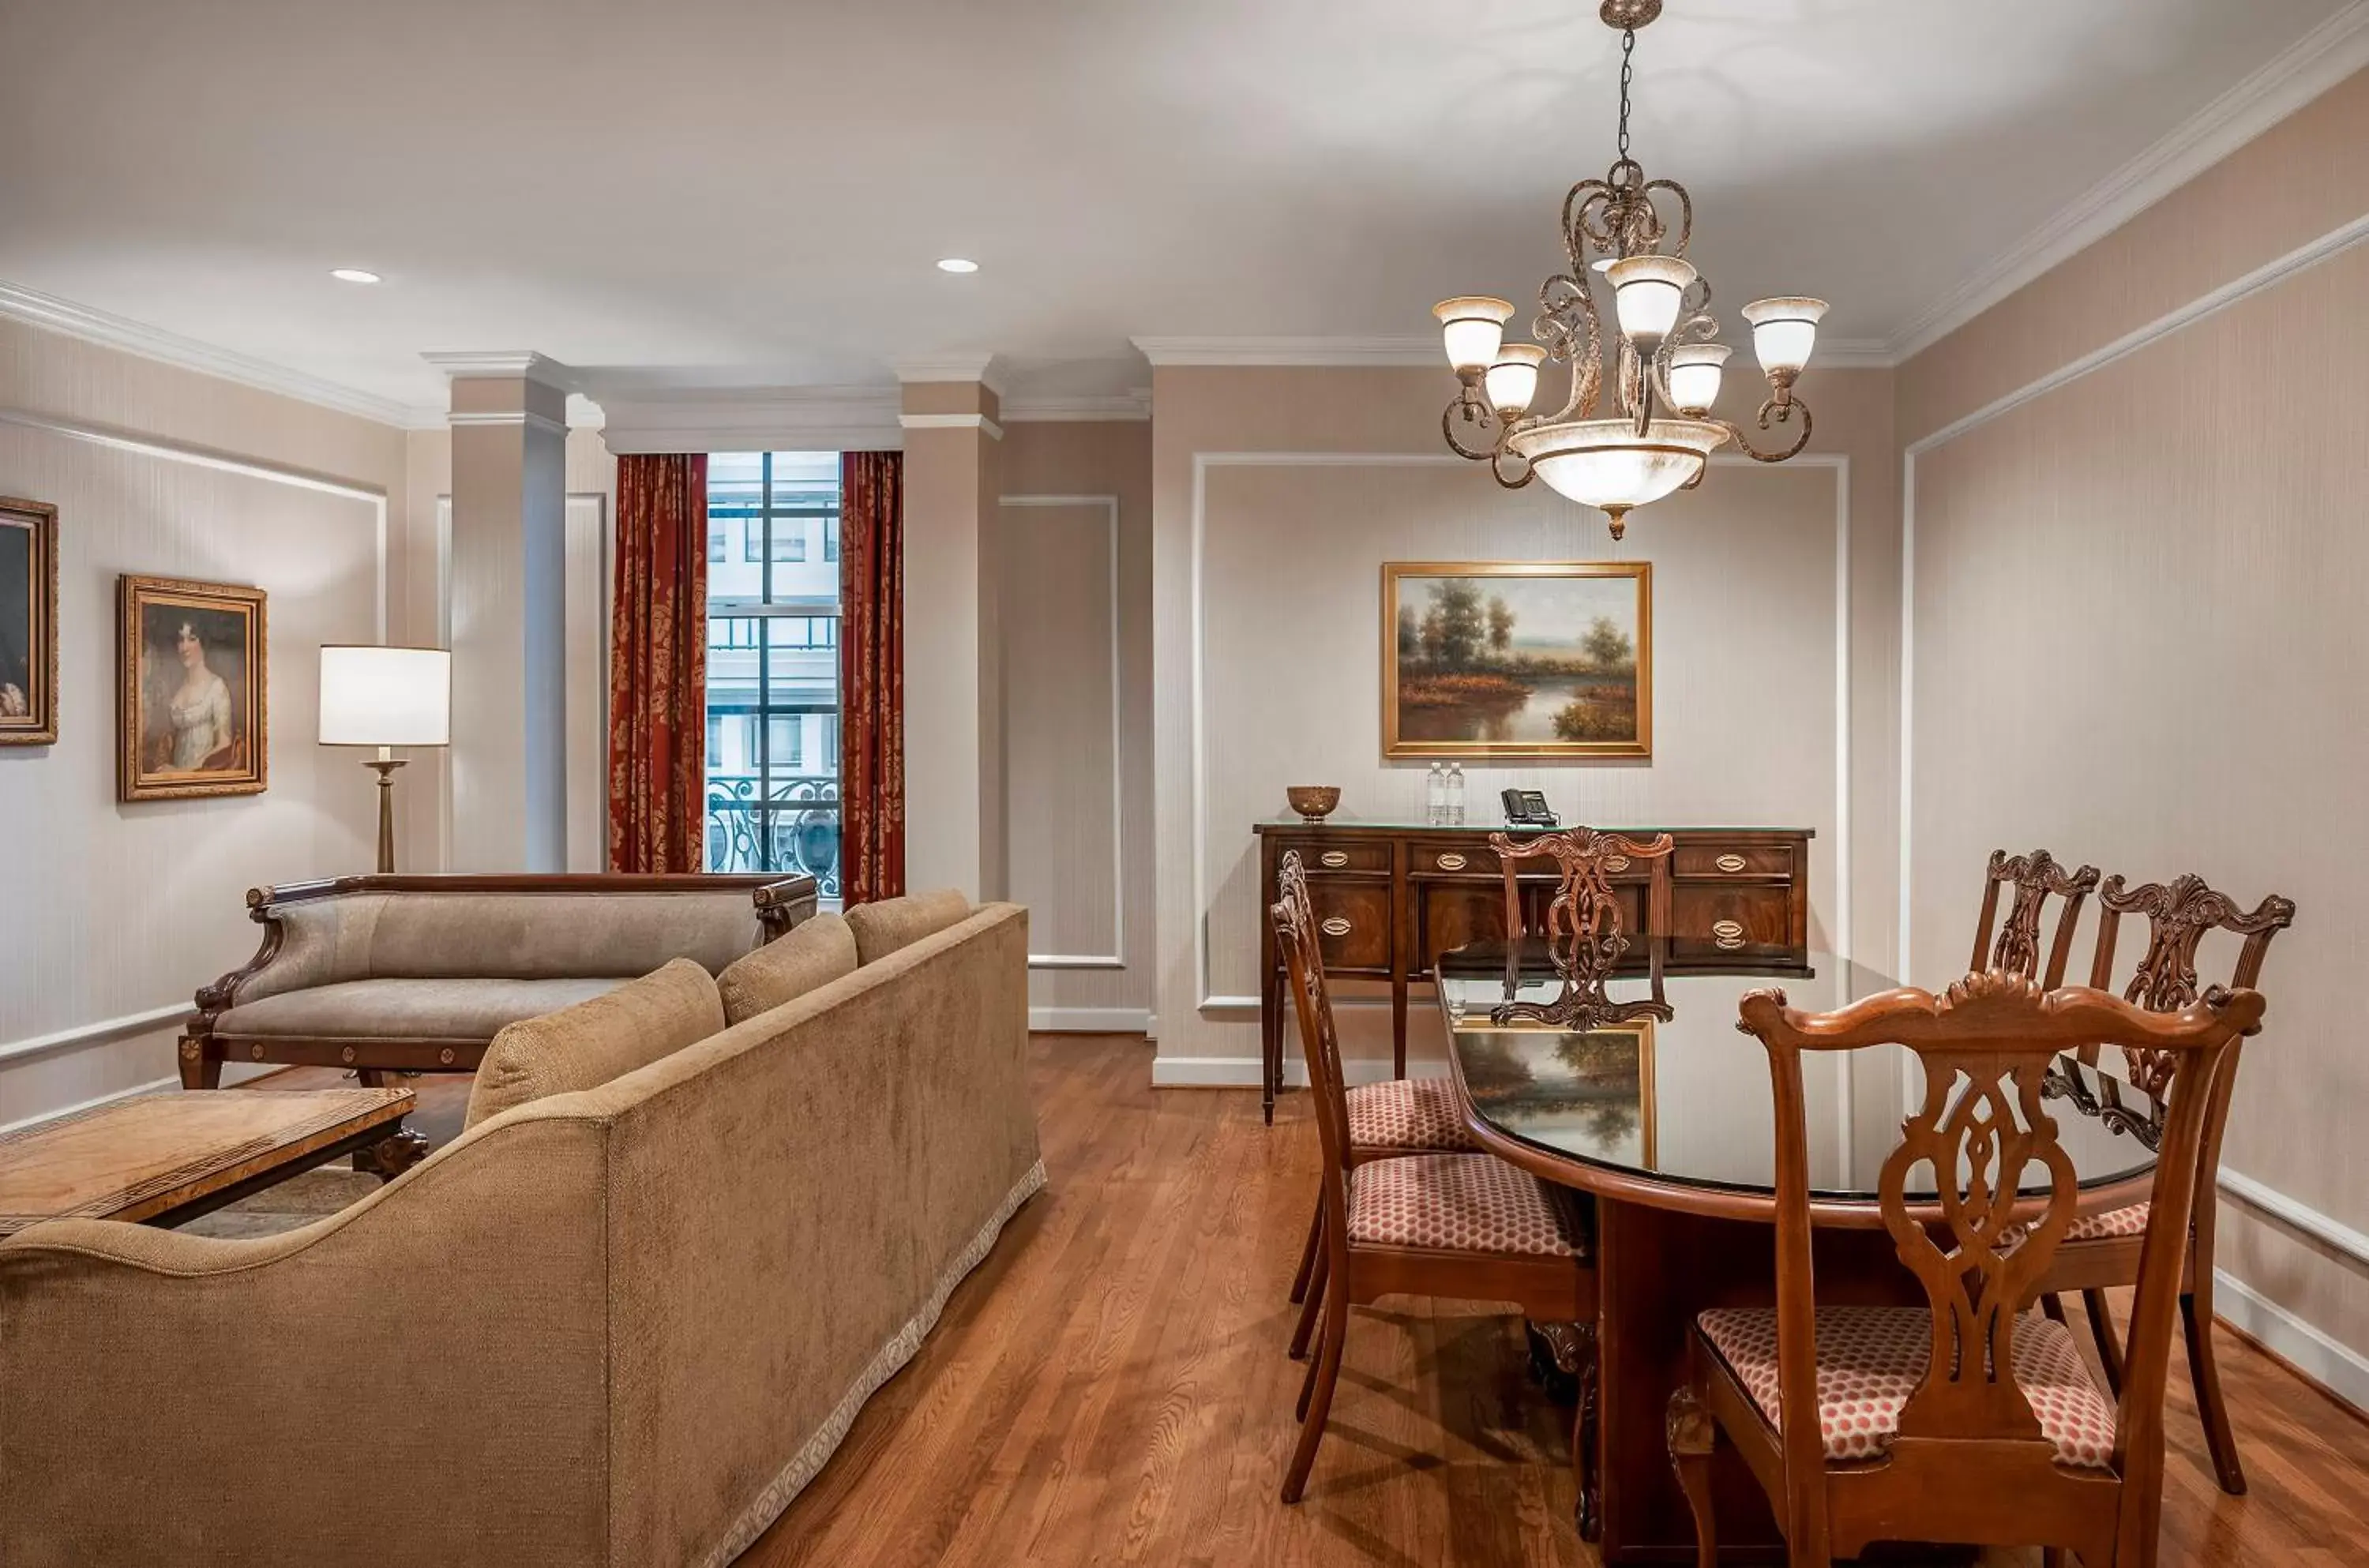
839, 450, 905, 904
608, 452, 709, 872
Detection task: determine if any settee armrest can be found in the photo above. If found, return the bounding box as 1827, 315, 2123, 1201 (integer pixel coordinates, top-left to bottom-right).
193, 880, 379, 1022
0, 1112, 614, 1567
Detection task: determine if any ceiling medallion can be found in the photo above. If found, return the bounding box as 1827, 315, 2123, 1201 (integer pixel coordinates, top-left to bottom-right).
1434, 1, 1827, 539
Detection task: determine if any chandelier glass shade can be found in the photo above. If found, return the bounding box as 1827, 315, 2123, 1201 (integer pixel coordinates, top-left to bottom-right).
1435, 0, 1829, 539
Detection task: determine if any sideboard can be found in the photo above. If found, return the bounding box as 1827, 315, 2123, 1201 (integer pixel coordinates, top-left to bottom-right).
1252, 819, 1815, 1123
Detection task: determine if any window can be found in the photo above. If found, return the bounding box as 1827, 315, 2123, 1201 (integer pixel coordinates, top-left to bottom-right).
703, 452, 843, 902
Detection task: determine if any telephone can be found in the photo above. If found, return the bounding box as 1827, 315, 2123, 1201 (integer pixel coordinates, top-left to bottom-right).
1500, 788, 1559, 827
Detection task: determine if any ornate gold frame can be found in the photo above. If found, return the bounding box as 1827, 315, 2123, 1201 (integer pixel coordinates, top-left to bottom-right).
117, 574, 269, 801
1381, 559, 1651, 760
0, 497, 58, 747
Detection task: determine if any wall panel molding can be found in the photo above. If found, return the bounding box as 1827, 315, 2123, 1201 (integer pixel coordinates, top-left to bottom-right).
1188, 450, 1852, 1015
1000, 494, 1126, 970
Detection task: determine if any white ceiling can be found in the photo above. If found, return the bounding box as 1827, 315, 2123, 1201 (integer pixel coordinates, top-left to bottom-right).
0, 0, 2360, 421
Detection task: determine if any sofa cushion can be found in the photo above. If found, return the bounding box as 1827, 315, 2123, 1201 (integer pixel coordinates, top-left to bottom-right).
844, 888, 971, 965
214, 976, 633, 1041
716, 912, 859, 1026
464, 958, 726, 1131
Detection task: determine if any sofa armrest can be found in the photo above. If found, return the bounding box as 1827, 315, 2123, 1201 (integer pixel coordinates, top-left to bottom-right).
192, 881, 383, 1025
0, 1112, 614, 1567
752, 873, 821, 942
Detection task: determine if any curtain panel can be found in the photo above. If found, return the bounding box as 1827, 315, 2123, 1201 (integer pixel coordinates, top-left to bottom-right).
608, 452, 709, 872
839, 450, 905, 905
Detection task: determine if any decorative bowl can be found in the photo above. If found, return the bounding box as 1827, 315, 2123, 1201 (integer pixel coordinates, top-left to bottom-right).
1286, 786, 1342, 823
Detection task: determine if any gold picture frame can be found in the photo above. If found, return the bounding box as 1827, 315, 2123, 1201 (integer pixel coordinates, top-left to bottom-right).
1453, 1016, 1658, 1168
1382, 560, 1651, 759
0, 497, 58, 747
118, 575, 268, 801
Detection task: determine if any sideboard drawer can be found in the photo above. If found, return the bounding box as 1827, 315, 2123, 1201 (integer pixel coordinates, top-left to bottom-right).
1308, 880, 1393, 972
1674, 842, 1794, 880
1413, 842, 1497, 877
1670, 882, 1793, 947
1274, 838, 1391, 876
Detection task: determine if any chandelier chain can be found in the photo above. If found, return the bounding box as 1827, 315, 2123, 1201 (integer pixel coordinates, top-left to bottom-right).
1616, 28, 1635, 163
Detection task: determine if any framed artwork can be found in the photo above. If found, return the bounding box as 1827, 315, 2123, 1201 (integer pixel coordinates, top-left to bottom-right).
1383, 560, 1651, 759
1455, 1018, 1657, 1168
0, 497, 58, 746
118, 575, 268, 801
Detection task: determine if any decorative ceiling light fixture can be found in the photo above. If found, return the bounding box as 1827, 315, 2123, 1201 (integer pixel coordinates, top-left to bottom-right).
1433, 0, 1827, 539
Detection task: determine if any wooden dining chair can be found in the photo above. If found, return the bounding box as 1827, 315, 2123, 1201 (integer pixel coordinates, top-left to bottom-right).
1273, 855, 1595, 1506
1971, 848, 2102, 985
1491, 825, 1676, 982
1278, 853, 1481, 1321
1666, 970, 2265, 1567
2034, 872, 2295, 1496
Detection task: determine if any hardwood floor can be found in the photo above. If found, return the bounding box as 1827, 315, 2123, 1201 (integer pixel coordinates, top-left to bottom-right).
253, 1039, 2369, 1566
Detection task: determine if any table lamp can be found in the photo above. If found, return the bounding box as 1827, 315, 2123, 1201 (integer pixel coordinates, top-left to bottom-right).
318, 645, 451, 872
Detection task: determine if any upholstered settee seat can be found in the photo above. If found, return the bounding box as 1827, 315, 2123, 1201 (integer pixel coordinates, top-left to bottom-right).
212, 977, 633, 1041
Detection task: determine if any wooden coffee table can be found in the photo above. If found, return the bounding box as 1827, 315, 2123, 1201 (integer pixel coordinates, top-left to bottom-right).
0, 1088, 423, 1238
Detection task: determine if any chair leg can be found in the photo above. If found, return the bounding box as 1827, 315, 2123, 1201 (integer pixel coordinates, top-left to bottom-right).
2084, 1289, 2126, 1397
1296, 1305, 1327, 1422
1665, 1385, 1718, 1568
1282, 1280, 1348, 1502
2040, 1292, 2070, 1325
1287, 1197, 1321, 1305
2183, 1288, 2247, 1495
1289, 1240, 1327, 1360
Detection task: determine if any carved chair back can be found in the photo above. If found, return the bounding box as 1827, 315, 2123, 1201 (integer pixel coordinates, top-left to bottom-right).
2084, 872, 2295, 1097
1969, 849, 2101, 985
1489, 827, 1675, 985
1734, 974, 2265, 1553
1273, 853, 1354, 1204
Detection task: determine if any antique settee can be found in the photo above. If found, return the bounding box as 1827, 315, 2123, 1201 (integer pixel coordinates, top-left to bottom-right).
178, 872, 819, 1090
1, 891, 1038, 1566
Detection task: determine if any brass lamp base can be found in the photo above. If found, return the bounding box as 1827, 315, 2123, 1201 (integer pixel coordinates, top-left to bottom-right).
364, 754, 407, 874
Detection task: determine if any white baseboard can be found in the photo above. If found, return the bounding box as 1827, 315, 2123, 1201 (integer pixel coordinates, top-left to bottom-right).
1149, 1055, 1447, 1089
2213, 1268, 2369, 1417
1030, 1007, 1151, 1034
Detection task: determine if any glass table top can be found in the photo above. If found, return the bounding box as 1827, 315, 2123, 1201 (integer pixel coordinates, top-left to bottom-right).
1435, 942, 2164, 1205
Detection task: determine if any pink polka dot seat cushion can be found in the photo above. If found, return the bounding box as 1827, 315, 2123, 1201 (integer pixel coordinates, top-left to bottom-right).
1344, 1077, 1477, 1153
1346, 1153, 1578, 1257
1695, 1304, 2116, 1468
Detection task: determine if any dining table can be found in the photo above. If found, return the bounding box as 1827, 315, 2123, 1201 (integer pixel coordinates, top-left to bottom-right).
1434, 937, 2165, 1566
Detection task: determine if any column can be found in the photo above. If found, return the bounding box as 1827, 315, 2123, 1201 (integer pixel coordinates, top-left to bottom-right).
425, 351, 571, 872
898, 360, 1006, 900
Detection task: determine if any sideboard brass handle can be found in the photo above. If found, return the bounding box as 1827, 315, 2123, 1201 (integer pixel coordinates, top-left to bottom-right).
1319, 850, 1350, 868
1603, 854, 1631, 872
1714, 853, 1749, 873
1320, 916, 1354, 937
1436, 852, 1468, 871
1712, 918, 1747, 950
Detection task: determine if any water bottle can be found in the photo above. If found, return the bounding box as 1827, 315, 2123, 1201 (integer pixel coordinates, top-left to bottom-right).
1447, 763, 1466, 825
1425, 763, 1445, 826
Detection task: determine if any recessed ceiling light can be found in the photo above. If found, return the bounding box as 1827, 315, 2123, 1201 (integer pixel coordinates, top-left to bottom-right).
935, 257, 979, 274
329, 268, 383, 284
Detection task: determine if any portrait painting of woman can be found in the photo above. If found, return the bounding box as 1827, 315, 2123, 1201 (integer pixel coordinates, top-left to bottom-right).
0, 496, 58, 747
118, 576, 268, 801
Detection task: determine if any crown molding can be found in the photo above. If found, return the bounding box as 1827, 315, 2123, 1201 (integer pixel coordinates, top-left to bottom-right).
1001, 390, 1153, 422
0, 277, 434, 428
892, 353, 1008, 396
899, 411, 1005, 441
592, 383, 904, 455
419, 349, 576, 391
1890, 0, 2369, 361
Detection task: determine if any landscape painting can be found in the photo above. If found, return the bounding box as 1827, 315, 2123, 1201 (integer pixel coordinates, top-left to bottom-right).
1455, 1020, 1656, 1168
1383, 561, 1650, 758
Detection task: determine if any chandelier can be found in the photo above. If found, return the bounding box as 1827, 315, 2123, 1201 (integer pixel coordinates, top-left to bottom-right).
1434, 0, 1827, 539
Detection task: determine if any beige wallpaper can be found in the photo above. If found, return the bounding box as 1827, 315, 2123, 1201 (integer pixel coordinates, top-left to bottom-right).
0, 316, 408, 1130
1898, 64, 2369, 1390
999, 420, 1154, 1027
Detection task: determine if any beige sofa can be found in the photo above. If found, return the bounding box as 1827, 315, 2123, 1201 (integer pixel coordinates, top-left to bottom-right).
0, 898, 1040, 1567
180, 872, 819, 1089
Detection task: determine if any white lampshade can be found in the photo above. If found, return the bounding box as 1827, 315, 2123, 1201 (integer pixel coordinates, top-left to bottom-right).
1434, 296, 1515, 374
1507, 416, 1731, 515
1741, 297, 1827, 377
318, 645, 451, 748
1665, 343, 1731, 415
1605, 255, 1697, 347
1484, 343, 1545, 417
